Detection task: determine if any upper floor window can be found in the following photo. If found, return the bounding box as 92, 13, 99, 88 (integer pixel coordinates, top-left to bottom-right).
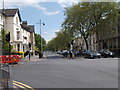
17, 28, 18, 30
17, 31, 20, 40
0, 15, 2, 20
1, 27, 3, 30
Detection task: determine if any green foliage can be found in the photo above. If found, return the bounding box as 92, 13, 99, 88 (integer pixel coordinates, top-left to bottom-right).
62, 2, 119, 50
35, 33, 46, 52
34, 46, 39, 52
1, 29, 13, 54
47, 29, 73, 51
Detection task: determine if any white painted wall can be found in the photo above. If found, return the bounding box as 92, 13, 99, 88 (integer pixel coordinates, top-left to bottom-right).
2, 10, 34, 53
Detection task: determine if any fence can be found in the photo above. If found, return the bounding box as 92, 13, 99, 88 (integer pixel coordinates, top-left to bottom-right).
0, 64, 13, 89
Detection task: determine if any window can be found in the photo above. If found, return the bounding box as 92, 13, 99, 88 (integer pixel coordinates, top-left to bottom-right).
16, 28, 19, 31
17, 31, 20, 40
24, 37, 27, 39
17, 44, 20, 51
1, 27, 3, 30
0, 15, 2, 20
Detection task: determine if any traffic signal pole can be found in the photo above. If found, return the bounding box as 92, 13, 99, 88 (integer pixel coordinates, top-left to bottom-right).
5, 32, 13, 88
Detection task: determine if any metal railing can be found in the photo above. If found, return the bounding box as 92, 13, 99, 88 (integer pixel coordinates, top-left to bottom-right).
0, 64, 13, 89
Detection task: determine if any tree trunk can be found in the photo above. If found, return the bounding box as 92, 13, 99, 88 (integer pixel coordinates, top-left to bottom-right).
95, 28, 100, 50
94, 22, 100, 50
83, 36, 89, 50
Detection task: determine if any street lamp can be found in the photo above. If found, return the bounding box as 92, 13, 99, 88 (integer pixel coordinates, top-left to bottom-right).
37, 20, 45, 58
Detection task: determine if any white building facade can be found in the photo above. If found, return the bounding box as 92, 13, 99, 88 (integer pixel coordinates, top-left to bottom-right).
0, 9, 35, 54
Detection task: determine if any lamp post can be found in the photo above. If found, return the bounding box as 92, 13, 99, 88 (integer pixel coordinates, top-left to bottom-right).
37, 20, 45, 58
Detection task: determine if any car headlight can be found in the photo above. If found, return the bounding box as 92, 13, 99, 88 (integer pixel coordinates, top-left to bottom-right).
97, 53, 101, 55
110, 52, 113, 55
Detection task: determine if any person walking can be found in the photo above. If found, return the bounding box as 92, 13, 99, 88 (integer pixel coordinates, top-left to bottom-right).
29, 52, 31, 61
69, 50, 72, 59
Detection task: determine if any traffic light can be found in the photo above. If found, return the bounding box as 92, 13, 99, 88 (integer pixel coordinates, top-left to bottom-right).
5, 32, 10, 42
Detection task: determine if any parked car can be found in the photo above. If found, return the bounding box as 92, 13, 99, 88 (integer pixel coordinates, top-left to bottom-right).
57, 51, 62, 54
99, 49, 115, 58
84, 50, 101, 59
62, 50, 68, 57
79, 50, 87, 56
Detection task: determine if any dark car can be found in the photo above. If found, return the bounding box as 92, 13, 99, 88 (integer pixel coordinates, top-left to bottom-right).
84, 50, 101, 59
79, 50, 87, 56
99, 49, 115, 58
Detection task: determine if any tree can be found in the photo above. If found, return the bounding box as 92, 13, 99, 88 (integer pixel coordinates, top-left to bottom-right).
1, 29, 13, 54
62, 2, 119, 50
83, 2, 119, 50
47, 29, 73, 51
62, 3, 94, 50
35, 33, 46, 52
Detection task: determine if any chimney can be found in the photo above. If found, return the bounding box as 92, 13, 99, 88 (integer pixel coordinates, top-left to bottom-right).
22, 21, 27, 27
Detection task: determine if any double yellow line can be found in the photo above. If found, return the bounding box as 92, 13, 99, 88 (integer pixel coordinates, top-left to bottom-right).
13, 80, 35, 90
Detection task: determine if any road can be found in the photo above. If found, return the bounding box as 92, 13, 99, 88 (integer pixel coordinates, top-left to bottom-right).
11, 53, 118, 88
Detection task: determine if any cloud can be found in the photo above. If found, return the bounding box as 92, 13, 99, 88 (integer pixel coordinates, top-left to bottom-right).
44, 11, 60, 15
44, 33, 56, 43
4, 0, 47, 2
1, 1, 47, 9
0, 0, 60, 16
33, 4, 47, 10
52, 29, 60, 32
57, 0, 79, 7
43, 29, 60, 43
44, 31, 48, 34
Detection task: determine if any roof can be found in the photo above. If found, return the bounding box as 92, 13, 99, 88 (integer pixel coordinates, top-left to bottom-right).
0, 9, 22, 22
28, 25, 35, 32
21, 24, 34, 33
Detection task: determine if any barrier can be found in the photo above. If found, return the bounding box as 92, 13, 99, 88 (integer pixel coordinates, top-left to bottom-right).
0, 69, 10, 89
0, 55, 20, 64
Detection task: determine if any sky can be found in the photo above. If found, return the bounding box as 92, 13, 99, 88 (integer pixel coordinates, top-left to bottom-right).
0, 0, 79, 43
0, 0, 119, 43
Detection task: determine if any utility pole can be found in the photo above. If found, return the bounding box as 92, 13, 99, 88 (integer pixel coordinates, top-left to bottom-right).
37, 20, 45, 58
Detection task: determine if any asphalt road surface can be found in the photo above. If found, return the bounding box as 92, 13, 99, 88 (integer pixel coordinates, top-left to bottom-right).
11, 53, 118, 88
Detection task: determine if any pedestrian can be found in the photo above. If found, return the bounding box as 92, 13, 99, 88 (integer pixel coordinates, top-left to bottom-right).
29, 52, 31, 61
69, 51, 72, 59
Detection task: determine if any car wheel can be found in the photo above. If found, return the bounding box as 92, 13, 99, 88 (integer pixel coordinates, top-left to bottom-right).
98, 57, 101, 59
112, 56, 114, 58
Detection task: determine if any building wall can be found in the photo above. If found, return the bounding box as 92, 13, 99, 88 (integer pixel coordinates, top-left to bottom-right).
4, 12, 34, 53
0, 13, 4, 54
4, 13, 23, 51
0, 13, 4, 30
88, 34, 96, 50
22, 28, 30, 52
0, 9, 35, 55
97, 18, 119, 51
